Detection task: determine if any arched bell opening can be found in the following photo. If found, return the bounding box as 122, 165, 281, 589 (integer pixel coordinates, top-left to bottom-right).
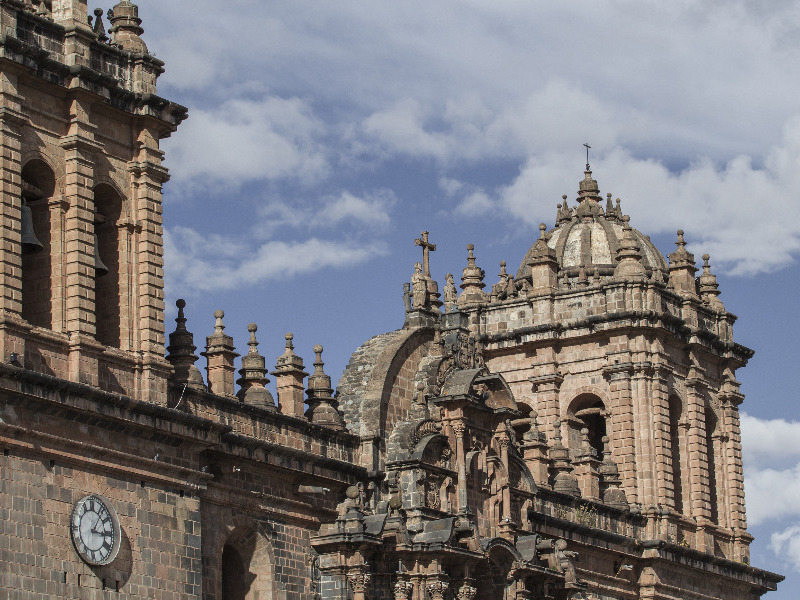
20, 160, 55, 329
93, 184, 122, 348
566, 393, 607, 457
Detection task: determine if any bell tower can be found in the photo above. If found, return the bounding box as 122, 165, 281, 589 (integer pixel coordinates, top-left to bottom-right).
0, 1, 186, 402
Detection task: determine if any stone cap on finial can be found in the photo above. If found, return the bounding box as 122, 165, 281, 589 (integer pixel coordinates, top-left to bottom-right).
203, 309, 239, 357
458, 243, 488, 307
668, 229, 697, 270
166, 299, 204, 389
308, 345, 332, 396
272, 332, 307, 374
613, 215, 646, 280
305, 345, 345, 429
236, 323, 275, 410
108, 1, 147, 53
698, 254, 724, 310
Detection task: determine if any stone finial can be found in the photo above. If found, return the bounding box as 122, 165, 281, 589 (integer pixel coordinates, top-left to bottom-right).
605, 192, 614, 217
578, 167, 601, 201
667, 229, 699, 297
613, 215, 646, 280
579, 428, 596, 458
558, 195, 572, 223
202, 309, 240, 398
598, 436, 629, 509
91, 7, 108, 41
523, 409, 546, 444
458, 244, 488, 307
108, 1, 148, 53
527, 226, 559, 296
698, 254, 725, 310
271, 333, 308, 419
166, 299, 205, 391
306, 345, 345, 430
491, 261, 513, 302
236, 324, 276, 410
443, 273, 457, 312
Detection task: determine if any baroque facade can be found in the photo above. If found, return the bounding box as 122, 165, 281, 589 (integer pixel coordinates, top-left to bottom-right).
0, 1, 784, 599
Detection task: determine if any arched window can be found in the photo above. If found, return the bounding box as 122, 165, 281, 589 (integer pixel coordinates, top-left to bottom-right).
567, 394, 607, 456
93, 185, 122, 347
668, 395, 685, 514
705, 406, 720, 523
20, 160, 55, 329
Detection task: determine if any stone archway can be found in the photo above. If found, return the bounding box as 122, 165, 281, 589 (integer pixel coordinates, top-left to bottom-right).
219, 521, 277, 600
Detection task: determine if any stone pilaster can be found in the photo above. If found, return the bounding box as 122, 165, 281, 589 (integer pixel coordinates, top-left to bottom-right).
603, 356, 637, 505
0, 70, 26, 319
631, 360, 656, 507
130, 125, 170, 358
685, 368, 712, 543
650, 364, 673, 512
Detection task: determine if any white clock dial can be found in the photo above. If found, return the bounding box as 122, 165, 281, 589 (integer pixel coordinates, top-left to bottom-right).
70, 495, 121, 566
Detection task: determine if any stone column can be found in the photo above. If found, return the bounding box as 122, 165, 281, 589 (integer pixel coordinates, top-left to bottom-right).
347, 568, 371, 600
453, 420, 469, 512
497, 427, 516, 540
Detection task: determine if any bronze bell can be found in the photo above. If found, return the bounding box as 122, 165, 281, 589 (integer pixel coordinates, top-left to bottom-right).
20, 197, 44, 255
93, 232, 109, 277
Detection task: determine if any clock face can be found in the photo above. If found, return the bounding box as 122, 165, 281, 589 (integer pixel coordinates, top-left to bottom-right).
70, 495, 121, 566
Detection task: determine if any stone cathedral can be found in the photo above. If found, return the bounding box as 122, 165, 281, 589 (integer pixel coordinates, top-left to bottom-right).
0, 2, 784, 600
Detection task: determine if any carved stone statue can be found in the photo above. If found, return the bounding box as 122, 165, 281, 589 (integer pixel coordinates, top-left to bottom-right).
443, 273, 457, 311
412, 262, 428, 309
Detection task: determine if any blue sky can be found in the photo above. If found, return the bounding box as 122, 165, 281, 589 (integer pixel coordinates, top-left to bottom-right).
129, 1, 800, 594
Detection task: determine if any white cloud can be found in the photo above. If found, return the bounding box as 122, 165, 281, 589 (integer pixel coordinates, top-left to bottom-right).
771, 524, 800, 571
164, 227, 387, 293
258, 190, 395, 231
742, 413, 800, 527
456, 191, 494, 217
163, 97, 328, 189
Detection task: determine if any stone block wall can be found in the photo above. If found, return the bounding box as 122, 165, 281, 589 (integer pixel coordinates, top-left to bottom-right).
0, 449, 202, 600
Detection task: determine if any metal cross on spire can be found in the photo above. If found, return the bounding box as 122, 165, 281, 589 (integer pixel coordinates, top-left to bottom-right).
583, 142, 591, 170
414, 231, 436, 277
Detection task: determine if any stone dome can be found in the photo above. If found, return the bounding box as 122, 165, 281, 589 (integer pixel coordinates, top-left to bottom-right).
516, 169, 668, 280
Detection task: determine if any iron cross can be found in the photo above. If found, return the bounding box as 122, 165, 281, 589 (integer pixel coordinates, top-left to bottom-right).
415, 231, 436, 277
583, 142, 591, 169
